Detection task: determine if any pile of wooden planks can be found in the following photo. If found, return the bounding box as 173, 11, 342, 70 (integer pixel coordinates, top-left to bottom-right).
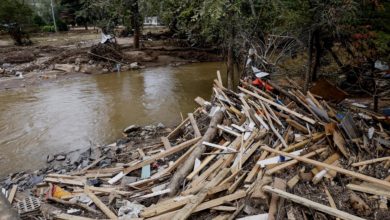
3, 74, 390, 220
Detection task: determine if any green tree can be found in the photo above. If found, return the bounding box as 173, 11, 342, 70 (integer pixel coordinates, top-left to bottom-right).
0, 0, 33, 45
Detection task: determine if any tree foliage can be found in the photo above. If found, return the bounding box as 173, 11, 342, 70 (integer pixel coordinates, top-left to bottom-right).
0, 0, 33, 45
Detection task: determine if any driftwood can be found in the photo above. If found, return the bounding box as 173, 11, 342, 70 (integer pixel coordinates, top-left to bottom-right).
168, 110, 224, 195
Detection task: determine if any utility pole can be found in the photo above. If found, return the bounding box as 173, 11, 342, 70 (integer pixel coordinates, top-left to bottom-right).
50, 0, 58, 32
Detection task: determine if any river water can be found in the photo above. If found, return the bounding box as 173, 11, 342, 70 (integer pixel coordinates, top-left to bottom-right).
0, 62, 226, 176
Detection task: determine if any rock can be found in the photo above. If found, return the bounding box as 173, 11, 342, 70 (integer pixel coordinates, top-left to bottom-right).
55, 155, 66, 161
75, 58, 81, 65
46, 155, 55, 163
130, 62, 140, 69
88, 60, 94, 65
74, 65, 80, 72
144, 125, 155, 131
121, 65, 130, 71
2, 63, 12, 68
157, 123, 165, 129
124, 125, 140, 133
102, 68, 109, 73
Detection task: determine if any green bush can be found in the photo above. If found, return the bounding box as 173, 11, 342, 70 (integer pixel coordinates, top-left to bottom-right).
56, 19, 69, 31
42, 25, 55, 32
33, 15, 46, 27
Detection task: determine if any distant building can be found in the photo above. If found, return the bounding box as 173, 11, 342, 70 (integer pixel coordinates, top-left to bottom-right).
143, 17, 161, 26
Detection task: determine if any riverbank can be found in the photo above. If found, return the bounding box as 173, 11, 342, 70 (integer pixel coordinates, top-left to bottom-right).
0, 30, 222, 91
1, 76, 389, 219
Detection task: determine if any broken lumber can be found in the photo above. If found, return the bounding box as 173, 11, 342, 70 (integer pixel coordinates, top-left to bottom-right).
261, 146, 390, 189
263, 186, 365, 220
168, 110, 224, 195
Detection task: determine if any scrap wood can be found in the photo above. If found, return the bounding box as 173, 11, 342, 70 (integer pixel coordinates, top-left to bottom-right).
238, 86, 316, 125
351, 156, 390, 167
346, 183, 390, 198
266, 147, 327, 175
263, 186, 365, 220
47, 197, 99, 214
333, 130, 349, 158
268, 178, 287, 220
161, 136, 172, 150
172, 168, 230, 220
283, 132, 325, 152
147, 190, 247, 220
108, 136, 201, 184
188, 113, 201, 137
80, 156, 107, 173
84, 187, 117, 219
261, 146, 390, 189
55, 213, 97, 220
323, 186, 340, 220
168, 110, 224, 196
7, 185, 17, 204
44, 177, 84, 186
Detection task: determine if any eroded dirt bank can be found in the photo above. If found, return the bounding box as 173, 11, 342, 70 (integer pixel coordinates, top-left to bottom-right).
0, 30, 222, 91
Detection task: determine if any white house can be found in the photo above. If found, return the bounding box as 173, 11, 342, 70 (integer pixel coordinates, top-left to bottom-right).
143, 17, 161, 26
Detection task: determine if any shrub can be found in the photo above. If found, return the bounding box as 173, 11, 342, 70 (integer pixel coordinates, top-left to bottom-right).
42, 25, 55, 32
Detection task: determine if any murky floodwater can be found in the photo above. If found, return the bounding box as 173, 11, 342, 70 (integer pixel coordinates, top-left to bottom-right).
0, 62, 226, 176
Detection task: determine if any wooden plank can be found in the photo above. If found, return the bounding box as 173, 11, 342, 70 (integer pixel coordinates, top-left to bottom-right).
286, 118, 309, 134
263, 186, 365, 220
172, 168, 230, 220
7, 185, 17, 203
147, 191, 246, 220
167, 108, 200, 139
161, 137, 172, 150
188, 113, 201, 137
55, 213, 96, 220
141, 195, 194, 218
194, 190, 246, 212
351, 156, 390, 167
333, 130, 349, 158
109, 137, 201, 184
211, 206, 236, 211
261, 146, 390, 189
283, 132, 325, 152
84, 187, 117, 219
324, 186, 340, 220
238, 86, 316, 124
217, 70, 223, 86
347, 183, 390, 198
80, 156, 106, 172
186, 149, 220, 181
44, 177, 84, 186
228, 172, 247, 193
268, 178, 287, 220
266, 148, 327, 175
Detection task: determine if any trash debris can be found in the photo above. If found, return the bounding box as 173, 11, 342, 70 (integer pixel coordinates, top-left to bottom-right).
1, 73, 389, 220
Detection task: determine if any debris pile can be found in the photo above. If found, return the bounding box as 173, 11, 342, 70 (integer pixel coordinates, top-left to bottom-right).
1, 74, 390, 220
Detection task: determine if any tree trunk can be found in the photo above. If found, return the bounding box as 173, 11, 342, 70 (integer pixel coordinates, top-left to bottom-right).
168, 111, 224, 196
311, 30, 322, 82
84, 22, 88, 30
304, 31, 314, 93
227, 21, 235, 90
131, 0, 140, 49
249, 0, 256, 16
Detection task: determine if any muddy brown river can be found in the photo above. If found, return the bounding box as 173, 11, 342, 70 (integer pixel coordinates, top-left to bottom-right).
0, 62, 226, 176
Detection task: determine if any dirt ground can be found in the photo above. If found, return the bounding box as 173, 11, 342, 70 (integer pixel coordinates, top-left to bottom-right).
0, 28, 222, 91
